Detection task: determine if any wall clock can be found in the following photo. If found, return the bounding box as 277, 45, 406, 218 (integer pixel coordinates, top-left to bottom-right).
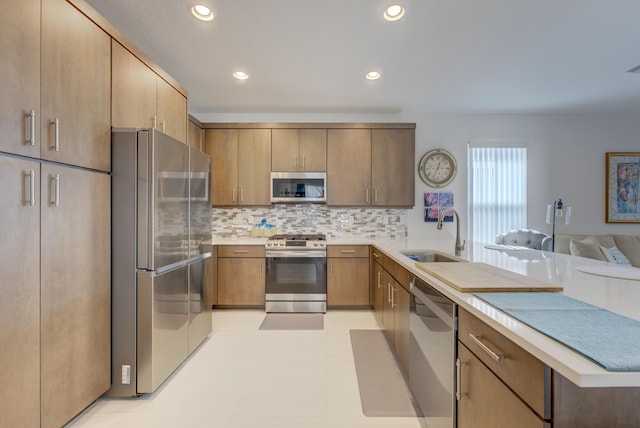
418, 149, 457, 188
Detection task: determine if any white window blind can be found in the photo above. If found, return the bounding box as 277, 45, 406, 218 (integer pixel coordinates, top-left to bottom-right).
468, 143, 527, 244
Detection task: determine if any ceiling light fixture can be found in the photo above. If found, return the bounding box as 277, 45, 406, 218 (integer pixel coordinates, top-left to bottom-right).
365, 71, 381, 80
232, 71, 249, 80
384, 4, 405, 21
191, 4, 214, 21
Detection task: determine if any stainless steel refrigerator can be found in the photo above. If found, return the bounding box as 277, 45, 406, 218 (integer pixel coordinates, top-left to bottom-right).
110, 128, 212, 397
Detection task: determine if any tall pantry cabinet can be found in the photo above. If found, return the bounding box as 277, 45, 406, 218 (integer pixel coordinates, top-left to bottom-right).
0, 0, 111, 427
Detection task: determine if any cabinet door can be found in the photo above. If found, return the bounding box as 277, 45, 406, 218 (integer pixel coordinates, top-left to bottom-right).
0, 156, 40, 428
381, 270, 395, 338
206, 129, 239, 206
238, 129, 271, 206
188, 120, 203, 151
40, 165, 110, 428
0, 0, 40, 158
217, 258, 265, 305
111, 40, 157, 130
371, 129, 415, 207
41, 0, 111, 171
299, 129, 326, 172
371, 259, 385, 327
157, 77, 187, 143
271, 129, 299, 171
327, 258, 370, 306
393, 284, 411, 373
458, 343, 547, 428
327, 129, 371, 205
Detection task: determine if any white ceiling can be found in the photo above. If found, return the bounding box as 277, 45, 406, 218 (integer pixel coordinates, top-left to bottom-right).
85, 0, 640, 117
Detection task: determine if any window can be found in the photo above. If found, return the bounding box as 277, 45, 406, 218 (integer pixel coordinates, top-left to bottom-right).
468, 142, 527, 244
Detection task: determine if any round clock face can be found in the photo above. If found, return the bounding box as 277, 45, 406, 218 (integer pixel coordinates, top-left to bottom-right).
418, 149, 457, 187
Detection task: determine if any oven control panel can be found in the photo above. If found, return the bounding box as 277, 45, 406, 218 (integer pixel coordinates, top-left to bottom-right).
265, 237, 326, 249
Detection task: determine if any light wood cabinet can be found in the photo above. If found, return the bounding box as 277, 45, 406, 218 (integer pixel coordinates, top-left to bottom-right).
0, 0, 40, 159
370, 246, 411, 373
217, 246, 265, 306
0, 156, 41, 428
327, 129, 372, 206
272, 129, 326, 171
40, 164, 111, 428
205, 129, 271, 206
327, 246, 370, 307
41, 0, 111, 172
188, 119, 204, 152
327, 128, 415, 207
371, 129, 415, 207
112, 40, 187, 143
457, 343, 548, 428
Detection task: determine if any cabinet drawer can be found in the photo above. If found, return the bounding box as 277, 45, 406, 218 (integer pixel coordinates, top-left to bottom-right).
327, 245, 369, 258
458, 308, 551, 419
217, 245, 265, 258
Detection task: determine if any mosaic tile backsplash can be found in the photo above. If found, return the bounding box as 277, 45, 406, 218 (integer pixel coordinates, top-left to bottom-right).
212, 205, 408, 239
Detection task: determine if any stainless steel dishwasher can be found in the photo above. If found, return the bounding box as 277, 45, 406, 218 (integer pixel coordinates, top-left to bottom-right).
409, 276, 457, 427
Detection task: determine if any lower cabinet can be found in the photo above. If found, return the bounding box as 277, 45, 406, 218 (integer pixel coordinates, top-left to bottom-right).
371, 246, 411, 374
0, 156, 111, 428
216, 245, 265, 306
327, 245, 370, 307
457, 343, 548, 428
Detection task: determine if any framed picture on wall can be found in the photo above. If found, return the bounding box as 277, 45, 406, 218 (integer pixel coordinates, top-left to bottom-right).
606, 152, 640, 223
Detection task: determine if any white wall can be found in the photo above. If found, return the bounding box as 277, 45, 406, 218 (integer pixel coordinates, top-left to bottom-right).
196, 111, 640, 247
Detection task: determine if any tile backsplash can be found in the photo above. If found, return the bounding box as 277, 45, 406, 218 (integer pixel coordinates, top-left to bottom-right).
212, 205, 407, 238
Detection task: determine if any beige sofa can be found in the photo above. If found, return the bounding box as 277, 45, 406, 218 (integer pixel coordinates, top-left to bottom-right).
549, 234, 640, 267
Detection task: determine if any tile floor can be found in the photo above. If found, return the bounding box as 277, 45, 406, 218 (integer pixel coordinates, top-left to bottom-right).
68, 310, 424, 428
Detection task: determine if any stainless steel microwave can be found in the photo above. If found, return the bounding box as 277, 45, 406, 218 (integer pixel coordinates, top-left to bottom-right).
270, 172, 326, 203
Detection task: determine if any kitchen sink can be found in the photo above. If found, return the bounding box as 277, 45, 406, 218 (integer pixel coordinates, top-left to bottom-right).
400, 250, 461, 263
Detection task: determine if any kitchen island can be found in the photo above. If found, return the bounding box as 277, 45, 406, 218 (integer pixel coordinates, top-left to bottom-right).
214, 235, 640, 387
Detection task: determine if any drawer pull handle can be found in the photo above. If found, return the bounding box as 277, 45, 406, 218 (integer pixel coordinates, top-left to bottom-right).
340, 250, 356, 253
372, 252, 379, 258
468, 333, 504, 362
233, 249, 249, 253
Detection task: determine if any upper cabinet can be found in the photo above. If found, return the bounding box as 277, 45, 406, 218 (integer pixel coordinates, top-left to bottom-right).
327, 129, 372, 206
0, 0, 40, 159
272, 129, 326, 172
0, 0, 111, 172
205, 129, 272, 206
112, 40, 187, 143
327, 128, 415, 207
188, 119, 204, 152
371, 129, 415, 207
41, 0, 111, 172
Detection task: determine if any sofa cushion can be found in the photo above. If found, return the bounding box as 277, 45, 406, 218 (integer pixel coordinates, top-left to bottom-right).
614, 235, 640, 268
600, 245, 632, 266
569, 237, 608, 261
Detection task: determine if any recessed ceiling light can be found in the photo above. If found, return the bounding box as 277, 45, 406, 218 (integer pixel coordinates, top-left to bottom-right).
365, 71, 381, 80
191, 4, 214, 21
384, 4, 405, 21
232, 71, 249, 80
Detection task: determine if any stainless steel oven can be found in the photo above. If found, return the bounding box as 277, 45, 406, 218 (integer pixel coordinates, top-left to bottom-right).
265, 234, 327, 313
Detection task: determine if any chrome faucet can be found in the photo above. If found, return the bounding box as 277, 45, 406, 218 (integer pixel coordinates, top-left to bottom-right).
437, 208, 466, 257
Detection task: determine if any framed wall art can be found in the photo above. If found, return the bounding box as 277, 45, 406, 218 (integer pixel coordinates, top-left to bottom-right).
606, 152, 640, 223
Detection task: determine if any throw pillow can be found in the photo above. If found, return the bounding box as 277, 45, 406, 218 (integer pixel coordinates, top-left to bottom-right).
569, 237, 607, 261
613, 235, 640, 268
600, 245, 632, 266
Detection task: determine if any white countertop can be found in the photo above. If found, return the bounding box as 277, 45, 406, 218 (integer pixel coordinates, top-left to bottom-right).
213, 235, 640, 387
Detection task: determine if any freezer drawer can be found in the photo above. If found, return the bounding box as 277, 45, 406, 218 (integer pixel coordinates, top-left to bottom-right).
137, 266, 189, 394
188, 255, 213, 353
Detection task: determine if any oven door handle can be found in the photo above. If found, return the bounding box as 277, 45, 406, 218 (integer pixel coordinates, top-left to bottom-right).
266, 250, 327, 258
